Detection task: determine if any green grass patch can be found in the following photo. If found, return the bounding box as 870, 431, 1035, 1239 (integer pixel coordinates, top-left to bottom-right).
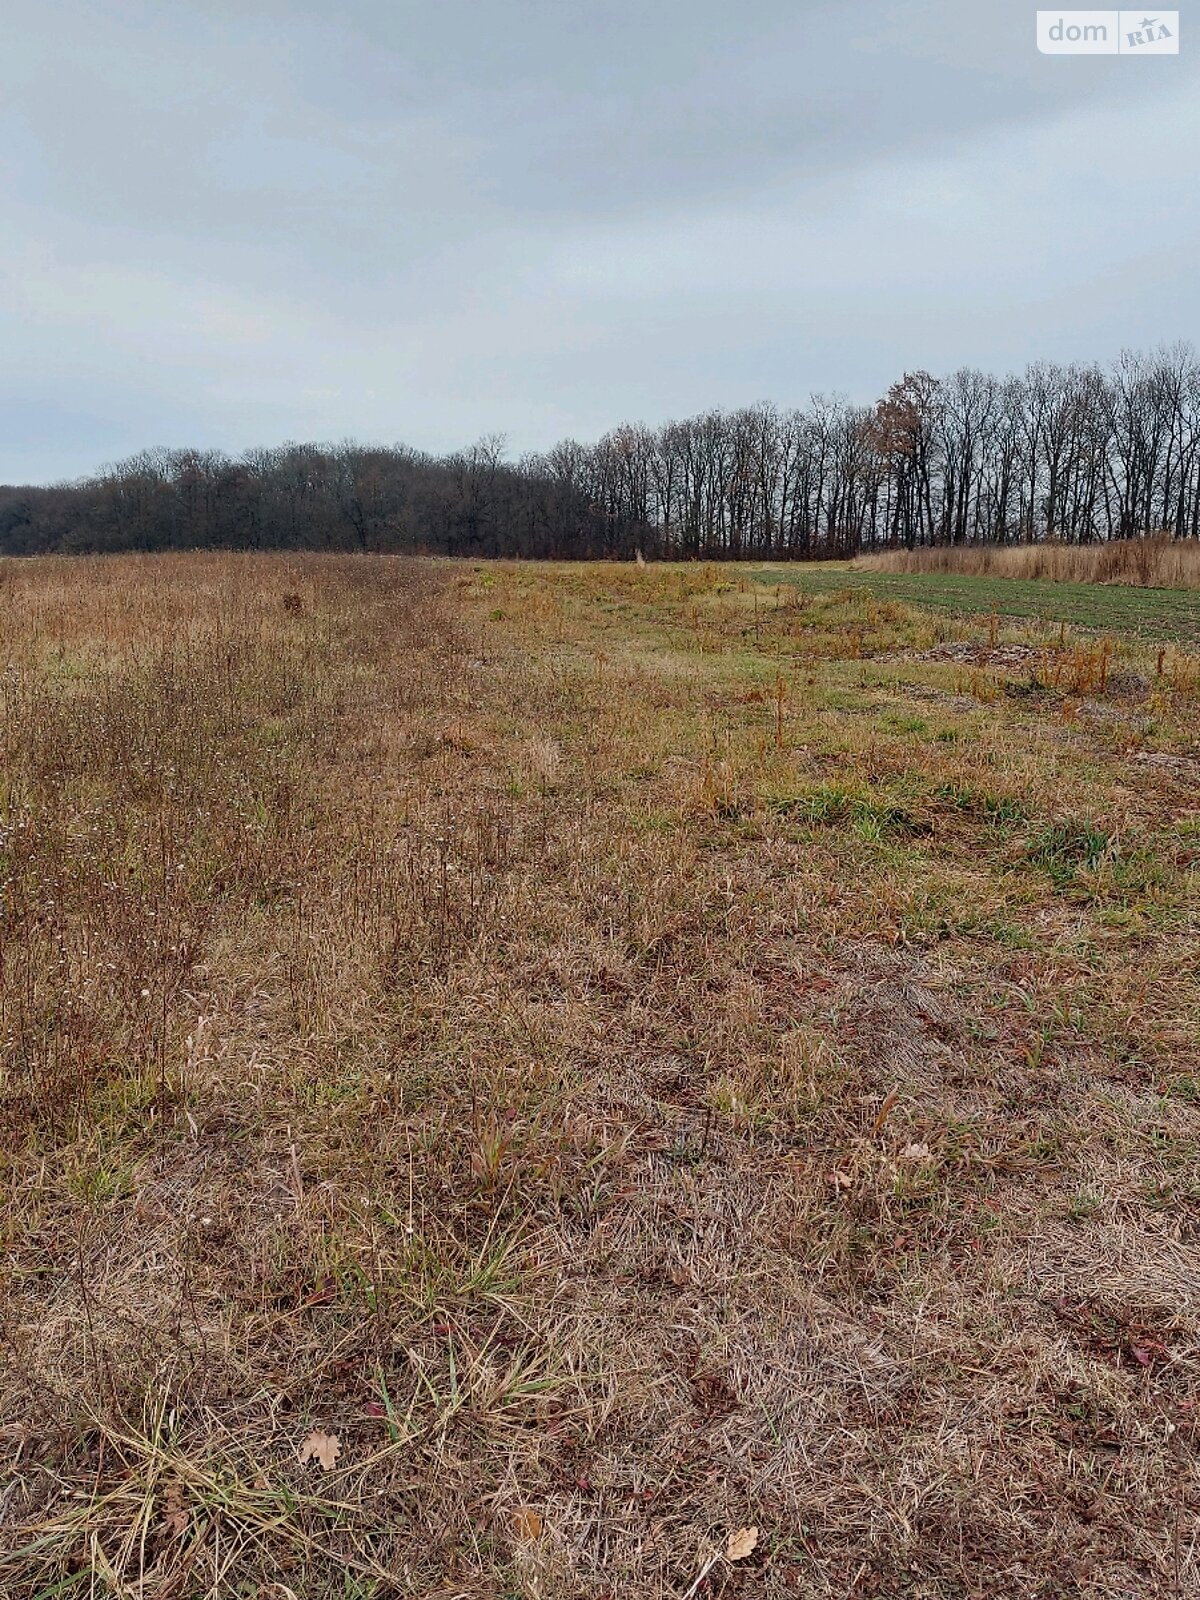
749, 564, 1200, 643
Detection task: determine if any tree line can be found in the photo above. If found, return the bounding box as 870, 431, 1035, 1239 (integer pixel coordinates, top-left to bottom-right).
5, 344, 1200, 559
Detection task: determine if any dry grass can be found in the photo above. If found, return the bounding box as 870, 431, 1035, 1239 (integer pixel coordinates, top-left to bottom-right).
1, 553, 1199, 1598
855, 536, 1200, 590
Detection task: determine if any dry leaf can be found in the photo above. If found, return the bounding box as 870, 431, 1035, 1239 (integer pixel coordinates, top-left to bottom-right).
726, 1525, 758, 1562
512, 1506, 543, 1542
898, 1141, 932, 1161
298, 1429, 341, 1471
872, 1088, 900, 1134
162, 1482, 188, 1538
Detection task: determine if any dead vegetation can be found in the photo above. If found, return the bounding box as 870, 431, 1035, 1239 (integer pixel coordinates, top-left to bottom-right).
855, 535, 1200, 590
1, 553, 1198, 1598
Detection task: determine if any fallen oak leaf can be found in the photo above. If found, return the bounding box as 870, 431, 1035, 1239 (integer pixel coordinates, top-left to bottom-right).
512, 1506, 543, 1542
1131, 1342, 1166, 1367
298, 1429, 341, 1471
162, 1482, 188, 1538
683, 1526, 762, 1600
726, 1526, 758, 1562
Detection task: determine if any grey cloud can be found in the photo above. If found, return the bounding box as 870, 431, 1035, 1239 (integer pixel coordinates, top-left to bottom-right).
1, 0, 1197, 481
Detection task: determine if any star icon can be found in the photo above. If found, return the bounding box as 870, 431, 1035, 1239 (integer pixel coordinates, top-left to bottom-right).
1141, 16, 1158, 28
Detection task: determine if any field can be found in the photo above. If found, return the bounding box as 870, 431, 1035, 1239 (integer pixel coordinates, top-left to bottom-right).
2, 555, 1199, 1599
752, 566, 1200, 645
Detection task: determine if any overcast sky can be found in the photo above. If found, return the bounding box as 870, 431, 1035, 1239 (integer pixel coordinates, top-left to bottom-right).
2, 0, 1196, 483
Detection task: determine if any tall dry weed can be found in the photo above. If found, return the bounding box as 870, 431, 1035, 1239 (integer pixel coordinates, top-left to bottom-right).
856, 534, 1200, 588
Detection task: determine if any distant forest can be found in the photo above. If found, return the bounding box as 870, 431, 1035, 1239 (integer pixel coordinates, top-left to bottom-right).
6, 345, 1200, 559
